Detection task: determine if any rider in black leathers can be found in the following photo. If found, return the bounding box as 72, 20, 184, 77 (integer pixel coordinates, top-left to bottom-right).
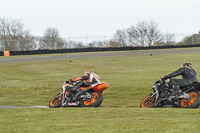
161, 63, 198, 95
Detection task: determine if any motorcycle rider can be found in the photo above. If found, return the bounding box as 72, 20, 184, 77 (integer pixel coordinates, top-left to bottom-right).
161, 63, 198, 97
66, 70, 101, 101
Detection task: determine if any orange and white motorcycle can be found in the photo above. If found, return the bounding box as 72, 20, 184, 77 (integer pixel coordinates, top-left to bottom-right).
49, 80, 109, 108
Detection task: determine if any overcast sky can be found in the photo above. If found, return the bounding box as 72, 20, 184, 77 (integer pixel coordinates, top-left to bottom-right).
0, 0, 200, 42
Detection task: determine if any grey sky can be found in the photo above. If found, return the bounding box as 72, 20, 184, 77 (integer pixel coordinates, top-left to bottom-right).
0, 0, 200, 42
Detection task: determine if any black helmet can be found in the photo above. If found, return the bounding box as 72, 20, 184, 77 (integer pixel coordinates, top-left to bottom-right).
181, 63, 192, 68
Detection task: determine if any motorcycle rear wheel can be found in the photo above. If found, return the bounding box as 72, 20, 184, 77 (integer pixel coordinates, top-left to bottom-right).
140, 94, 156, 108
49, 94, 62, 108
81, 92, 103, 107
179, 91, 200, 108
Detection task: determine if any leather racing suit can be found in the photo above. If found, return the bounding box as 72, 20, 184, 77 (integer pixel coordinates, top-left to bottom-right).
163, 67, 198, 88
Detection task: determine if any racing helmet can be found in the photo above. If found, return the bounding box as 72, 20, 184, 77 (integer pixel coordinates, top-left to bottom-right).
84, 70, 93, 76
181, 63, 192, 68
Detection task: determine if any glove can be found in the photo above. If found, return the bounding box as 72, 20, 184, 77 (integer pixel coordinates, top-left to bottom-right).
160, 78, 165, 83
69, 79, 74, 83
65, 81, 69, 84
65, 79, 74, 85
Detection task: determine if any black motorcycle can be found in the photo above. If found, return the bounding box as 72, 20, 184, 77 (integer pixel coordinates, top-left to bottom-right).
140, 79, 200, 108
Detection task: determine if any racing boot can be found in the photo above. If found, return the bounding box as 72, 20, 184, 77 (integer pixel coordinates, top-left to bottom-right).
177, 92, 190, 100
172, 85, 190, 100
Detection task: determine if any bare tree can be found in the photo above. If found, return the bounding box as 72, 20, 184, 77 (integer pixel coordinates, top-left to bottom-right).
73, 42, 85, 48
126, 26, 135, 46
114, 29, 127, 47
97, 41, 104, 47
106, 39, 119, 47
17, 33, 37, 50
0, 17, 36, 51
162, 33, 175, 45
39, 28, 67, 49
126, 21, 163, 46
90, 41, 105, 47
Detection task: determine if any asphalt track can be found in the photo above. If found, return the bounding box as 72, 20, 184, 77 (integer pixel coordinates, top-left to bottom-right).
0, 105, 49, 108
0, 48, 200, 64
0, 48, 200, 108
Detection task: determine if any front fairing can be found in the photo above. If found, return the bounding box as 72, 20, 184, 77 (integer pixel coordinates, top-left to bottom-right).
152, 82, 160, 106
61, 82, 70, 106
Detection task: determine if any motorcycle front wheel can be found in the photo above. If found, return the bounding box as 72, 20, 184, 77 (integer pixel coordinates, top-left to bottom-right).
81, 92, 103, 107
140, 94, 156, 108
49, 94, 62, 108
179, 91, 200, 108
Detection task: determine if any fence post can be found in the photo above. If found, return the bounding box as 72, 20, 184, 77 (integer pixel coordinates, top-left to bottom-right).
192, 34, 194, 44
86, 36, 88, 47
103, 36, 105, 47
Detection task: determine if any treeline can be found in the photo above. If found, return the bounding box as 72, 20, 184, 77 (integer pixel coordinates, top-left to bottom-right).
0, 17, 200, 51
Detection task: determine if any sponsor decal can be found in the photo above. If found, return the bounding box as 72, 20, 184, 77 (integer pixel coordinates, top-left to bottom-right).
68, 102, 78, 106
106, 83, 109, 87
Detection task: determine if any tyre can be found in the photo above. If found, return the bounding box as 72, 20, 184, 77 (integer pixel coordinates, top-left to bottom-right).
179, 91, 200, 108
140, 95, 156, 108
49, 94, 62, 108
81, 92, 103, 107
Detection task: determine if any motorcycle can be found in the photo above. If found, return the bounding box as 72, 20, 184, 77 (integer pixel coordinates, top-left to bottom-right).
49, 80, 109, 108
140, 79, 200, 108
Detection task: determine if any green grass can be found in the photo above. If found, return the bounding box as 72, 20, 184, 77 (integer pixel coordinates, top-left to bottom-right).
0, 49, 200, 133
1, 108, 200, 133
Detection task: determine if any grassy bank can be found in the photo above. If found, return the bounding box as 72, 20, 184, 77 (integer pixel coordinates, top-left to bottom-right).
0, 49, 200, 132
1, 108, 200, 133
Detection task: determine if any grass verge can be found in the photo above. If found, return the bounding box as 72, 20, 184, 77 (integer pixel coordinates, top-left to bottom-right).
0, 49, 200, 132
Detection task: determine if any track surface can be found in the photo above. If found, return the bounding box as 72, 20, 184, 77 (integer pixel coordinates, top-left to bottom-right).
0, 48, 200, 64
0, 105, 49, 108
0, 48, 200, 108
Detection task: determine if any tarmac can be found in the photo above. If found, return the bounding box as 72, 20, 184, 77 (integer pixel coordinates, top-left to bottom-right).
1, 48, 200, 64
